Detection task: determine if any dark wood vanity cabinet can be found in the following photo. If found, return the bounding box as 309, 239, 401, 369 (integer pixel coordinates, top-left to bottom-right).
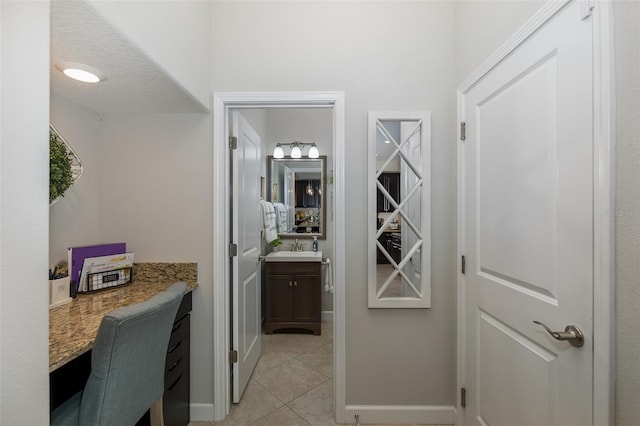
265, 262, 321, 335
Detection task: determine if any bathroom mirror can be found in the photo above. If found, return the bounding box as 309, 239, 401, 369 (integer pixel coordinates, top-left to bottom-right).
267, 156, 327, 239
368, 111, 431, 308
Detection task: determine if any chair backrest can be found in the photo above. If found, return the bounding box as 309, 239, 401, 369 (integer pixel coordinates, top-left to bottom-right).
79, 282, 187, 426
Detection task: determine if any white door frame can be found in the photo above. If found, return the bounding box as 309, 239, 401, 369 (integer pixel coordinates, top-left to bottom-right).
455, 1, 615, 425
212, 92, 346, 422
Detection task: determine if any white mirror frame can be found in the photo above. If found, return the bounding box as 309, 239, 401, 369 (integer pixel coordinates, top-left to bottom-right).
368, 111, 431, 308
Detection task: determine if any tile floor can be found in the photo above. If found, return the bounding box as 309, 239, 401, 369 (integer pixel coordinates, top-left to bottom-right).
189, 319, 449, 426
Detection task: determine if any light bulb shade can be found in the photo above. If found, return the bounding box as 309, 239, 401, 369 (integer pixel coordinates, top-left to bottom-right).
308, 144, 319, 158
273, 145, 285, 158
291, 145, 302, 158
56, 61, 105, 83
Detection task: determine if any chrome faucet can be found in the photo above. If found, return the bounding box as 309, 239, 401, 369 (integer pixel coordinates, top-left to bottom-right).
291, 239, 305, 251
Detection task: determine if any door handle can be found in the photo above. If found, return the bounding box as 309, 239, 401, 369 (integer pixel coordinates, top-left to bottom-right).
533, 320, 584, 347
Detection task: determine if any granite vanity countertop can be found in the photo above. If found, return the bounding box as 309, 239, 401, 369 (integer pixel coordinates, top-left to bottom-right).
49, 262, 198, 372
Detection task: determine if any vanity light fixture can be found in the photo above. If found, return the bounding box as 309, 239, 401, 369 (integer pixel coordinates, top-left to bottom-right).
272, 141, 320, 159
291, 143, 302, 159
308, 143, 319, 159
55, 61, 106, 83
273, 144, 285, 159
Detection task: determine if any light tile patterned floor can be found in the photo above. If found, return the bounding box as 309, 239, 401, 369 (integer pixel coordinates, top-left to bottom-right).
189, 319, 450, 426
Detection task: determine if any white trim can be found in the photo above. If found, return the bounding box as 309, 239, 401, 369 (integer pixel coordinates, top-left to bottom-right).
212, 92, 346, 423
190, 403, 214, 422
591, 2, 616, 425
344, 404, 455, 425
455, 1, 615, 425
455, 89, 466, 426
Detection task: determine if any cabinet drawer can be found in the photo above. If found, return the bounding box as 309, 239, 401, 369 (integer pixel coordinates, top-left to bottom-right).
174, 291, 192, 323
168, 314, 189, 351
267, 262, 321, 276
163, 368, 190, 426
166, 318, 189, 381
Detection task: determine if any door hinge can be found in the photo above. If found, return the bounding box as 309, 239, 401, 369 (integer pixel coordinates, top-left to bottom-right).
580, 0, 595, 20
461, 387, 466, 408
229, 243, 238, 257
460, 122, 466, 141
229, 136, 238, 150
229, 349, 238, 363
461, 255, 466, 274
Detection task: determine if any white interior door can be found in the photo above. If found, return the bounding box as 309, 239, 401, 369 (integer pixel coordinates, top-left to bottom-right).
231, 111, 262, 403
460, 2, 593, 425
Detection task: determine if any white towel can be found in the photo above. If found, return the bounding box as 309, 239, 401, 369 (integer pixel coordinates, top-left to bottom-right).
274, 202, 288, 233
259, 200, 278, 243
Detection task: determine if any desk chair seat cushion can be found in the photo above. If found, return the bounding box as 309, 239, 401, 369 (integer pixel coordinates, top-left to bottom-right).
51, 282, 187, 426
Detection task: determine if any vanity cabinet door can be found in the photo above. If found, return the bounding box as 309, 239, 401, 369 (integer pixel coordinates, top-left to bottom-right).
265, 262, 321, 335
292, 276, 322, 323
267, 276, 294, 322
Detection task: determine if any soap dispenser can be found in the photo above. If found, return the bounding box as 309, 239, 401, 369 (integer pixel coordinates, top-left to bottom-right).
312, 236, 318, 252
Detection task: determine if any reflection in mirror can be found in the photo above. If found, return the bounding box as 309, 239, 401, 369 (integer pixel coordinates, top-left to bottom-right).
368, 112, 431, 308
267, 156, 326, 239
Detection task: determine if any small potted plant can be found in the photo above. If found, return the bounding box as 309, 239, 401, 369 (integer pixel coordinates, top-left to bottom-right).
49, 125, 83, 205
49, 128, 73, 204
270, 237, 283, 251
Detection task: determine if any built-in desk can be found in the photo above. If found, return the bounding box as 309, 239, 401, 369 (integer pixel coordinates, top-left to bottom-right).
50, 265, 198, 426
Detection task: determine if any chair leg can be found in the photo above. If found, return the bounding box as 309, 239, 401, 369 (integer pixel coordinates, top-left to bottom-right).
150, 396, 164, 426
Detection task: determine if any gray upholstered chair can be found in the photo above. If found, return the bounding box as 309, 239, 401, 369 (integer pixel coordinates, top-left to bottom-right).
51, 282, 187, 426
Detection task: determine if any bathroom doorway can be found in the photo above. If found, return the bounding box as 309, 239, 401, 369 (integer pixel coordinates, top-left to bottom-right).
212, 92, 346, 422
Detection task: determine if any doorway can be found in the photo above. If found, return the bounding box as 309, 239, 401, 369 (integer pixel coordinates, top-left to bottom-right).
212, 92, 346, 422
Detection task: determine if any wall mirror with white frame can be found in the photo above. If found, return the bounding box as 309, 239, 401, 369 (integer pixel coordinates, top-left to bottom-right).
267, 155, 327, 240
368, 111, 431, 308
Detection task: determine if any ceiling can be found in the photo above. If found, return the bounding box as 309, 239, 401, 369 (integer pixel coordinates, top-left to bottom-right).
50, 0, 208, 114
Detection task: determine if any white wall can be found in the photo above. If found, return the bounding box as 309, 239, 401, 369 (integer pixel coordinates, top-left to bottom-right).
49, 94, 102, 265
212, 0, 457, 407
613, 1, 640, 424
0, 1, 50, 424
454, 0, 545, 83
88, 0, 212, 110
95, 112, 215, 412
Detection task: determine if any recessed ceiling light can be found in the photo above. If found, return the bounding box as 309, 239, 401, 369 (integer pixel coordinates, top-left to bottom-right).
55, 62, 106, 83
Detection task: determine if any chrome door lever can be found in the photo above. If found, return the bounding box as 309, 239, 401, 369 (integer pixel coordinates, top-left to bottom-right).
533, 320, 584, 347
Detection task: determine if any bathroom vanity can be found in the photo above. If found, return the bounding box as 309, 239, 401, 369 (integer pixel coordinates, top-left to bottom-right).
265, 251, 322, 335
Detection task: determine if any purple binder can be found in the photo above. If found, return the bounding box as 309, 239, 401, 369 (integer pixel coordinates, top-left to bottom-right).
68, 243, 126, 290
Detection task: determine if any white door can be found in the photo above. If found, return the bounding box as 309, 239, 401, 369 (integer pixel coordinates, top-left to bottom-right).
231, 111, 262, 403
461, 2, 593, 425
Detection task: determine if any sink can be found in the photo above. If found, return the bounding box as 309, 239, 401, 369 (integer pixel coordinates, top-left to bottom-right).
265, 251, 322, 262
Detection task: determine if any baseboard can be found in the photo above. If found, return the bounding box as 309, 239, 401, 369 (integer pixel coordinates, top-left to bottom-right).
321, 310, 334, 322
344, 404, 455, 425
190, 402, 214, 422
